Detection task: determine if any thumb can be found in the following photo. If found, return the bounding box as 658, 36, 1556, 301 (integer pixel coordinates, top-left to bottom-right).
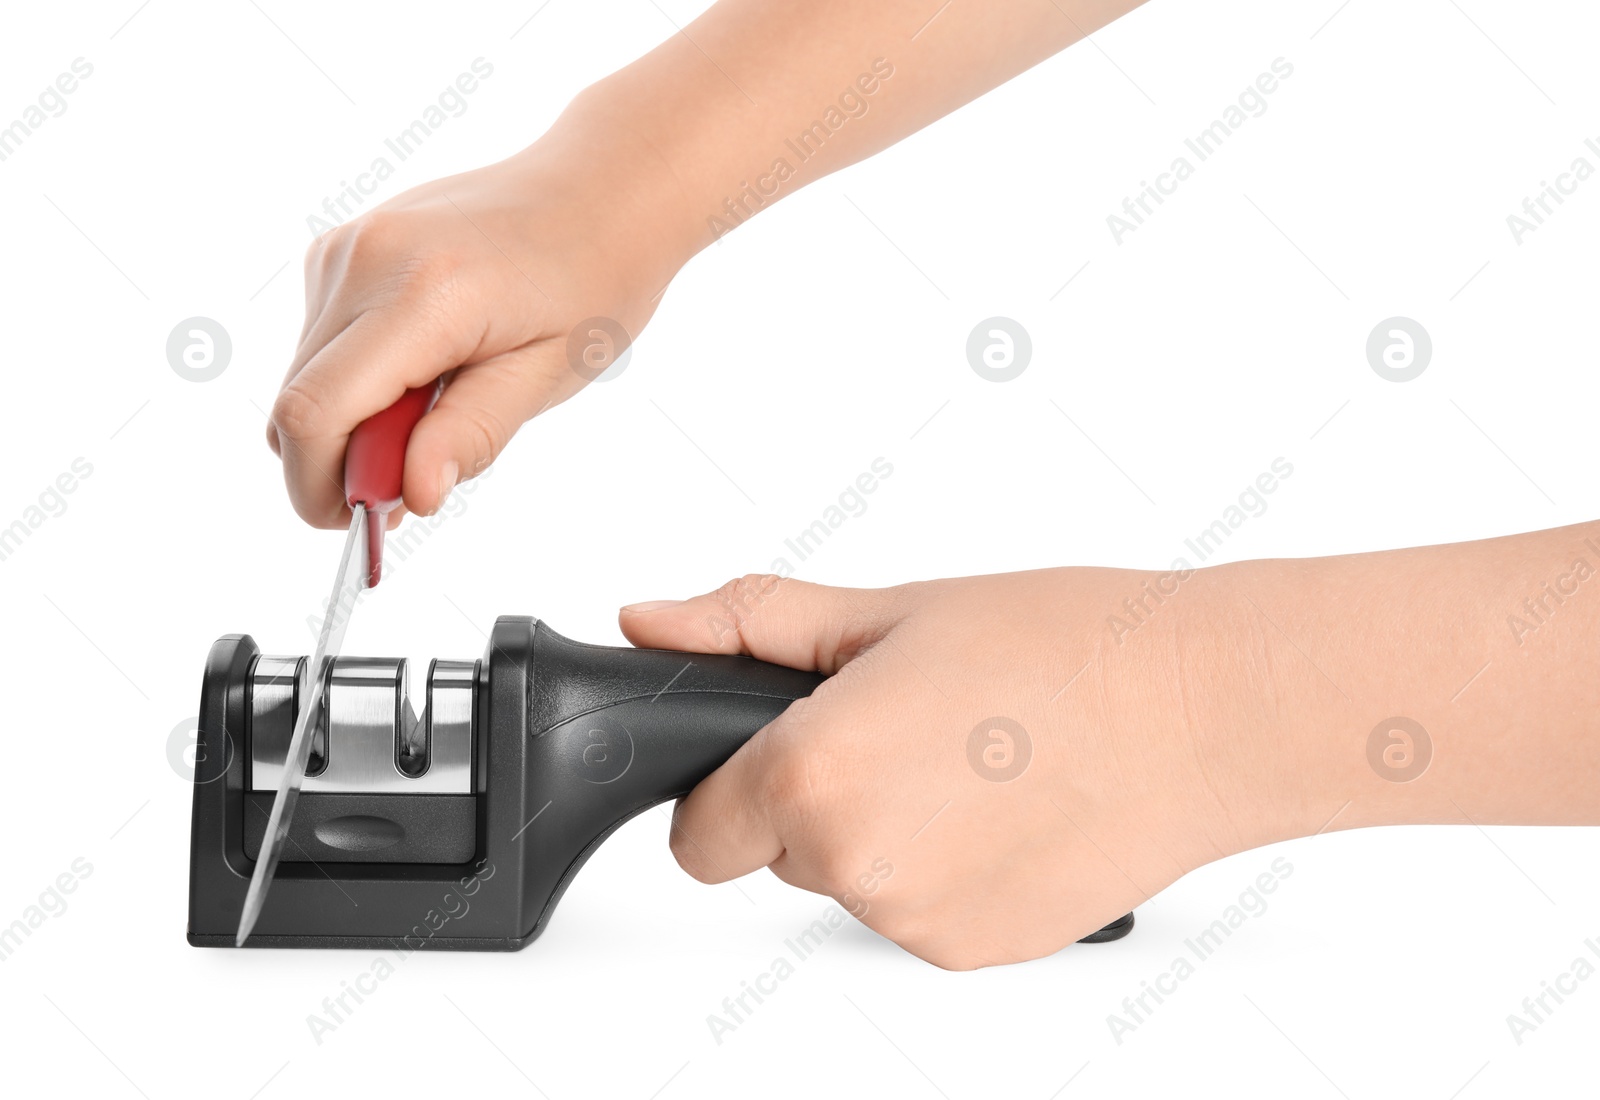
401, 343, 580, 516
618, 574, 901, 674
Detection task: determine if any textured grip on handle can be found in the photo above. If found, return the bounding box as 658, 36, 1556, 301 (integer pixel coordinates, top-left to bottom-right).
343, 382, 440, 586
528, 622, 825, 737
521, 622, 823, 935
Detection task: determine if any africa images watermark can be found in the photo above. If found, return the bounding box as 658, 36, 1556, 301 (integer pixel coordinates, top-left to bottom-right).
707, 58, 896, 240
1367, 716, 1432, 783
1107, 57, 1295, 244
167, 317, 233, 383
307, 468, 492, 640
1108, 457, 1294, 644
0, 457, 94, 566
1506, 538, 1600, 647
968, 717, 1032, 782
967, 317, 1033, 383
702, 457, 894, 646
706, 857, 894, 1046
0, 857, 94, 964
1106, 856, 1294, 1045
305, 58, 496, 235
1505, 136, 1600, 245
306, 858, 496, 1045
0, 58, 94, 166
1505, 934, 1600, 1046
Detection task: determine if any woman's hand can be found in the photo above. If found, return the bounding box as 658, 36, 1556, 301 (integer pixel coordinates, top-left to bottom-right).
267, 97, 696, 529
618, 566, 1305, 969
267, 0, 1155, 528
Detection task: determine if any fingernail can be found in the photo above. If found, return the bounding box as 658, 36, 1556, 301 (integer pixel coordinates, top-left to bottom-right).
622, 600, 683, 614
433, 460, 459, 515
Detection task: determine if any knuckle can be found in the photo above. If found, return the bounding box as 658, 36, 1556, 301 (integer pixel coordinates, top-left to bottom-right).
339, 214, 455, 283
385, 260, 471, 353
452, 405, 506, 471
710, 573, 786, 643
342, 209, 403, 265
759, 741, 868, 892
338, 214, 463, 306
717, 573, 783, 610
392, 249, 461, 301
270, 385, 325, 443
812, 845, 876, 900
303, 219, 342, 266
759, 743, 831, 829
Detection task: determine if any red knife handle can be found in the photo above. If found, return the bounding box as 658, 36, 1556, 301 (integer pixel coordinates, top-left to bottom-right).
344, 382, 440, 587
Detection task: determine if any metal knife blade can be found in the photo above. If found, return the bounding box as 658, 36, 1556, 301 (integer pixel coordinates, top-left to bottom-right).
236, 506, 369, 945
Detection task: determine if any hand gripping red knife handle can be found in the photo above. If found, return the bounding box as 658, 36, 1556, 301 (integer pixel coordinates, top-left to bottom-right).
345, 382, 441, 586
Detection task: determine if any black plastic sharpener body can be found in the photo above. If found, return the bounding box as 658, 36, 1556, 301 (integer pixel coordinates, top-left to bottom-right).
187, 616, 1134, 950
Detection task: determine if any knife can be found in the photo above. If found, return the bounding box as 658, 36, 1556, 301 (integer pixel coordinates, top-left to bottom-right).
236, 383, 440, 945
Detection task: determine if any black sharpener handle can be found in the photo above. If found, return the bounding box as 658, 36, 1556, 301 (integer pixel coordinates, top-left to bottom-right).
520, 622, 1132, 945
518, 623, 821, 934
529, 621, 824, 799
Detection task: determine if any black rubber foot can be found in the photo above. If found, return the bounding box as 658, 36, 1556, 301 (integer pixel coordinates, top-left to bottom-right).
1076, 911, 1135, 943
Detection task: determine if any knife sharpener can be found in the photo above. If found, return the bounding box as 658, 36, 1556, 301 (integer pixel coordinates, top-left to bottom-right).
188, 616, 1135, 950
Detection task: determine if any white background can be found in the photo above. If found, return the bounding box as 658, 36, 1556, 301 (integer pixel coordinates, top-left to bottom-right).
2, 0, 1598, 1096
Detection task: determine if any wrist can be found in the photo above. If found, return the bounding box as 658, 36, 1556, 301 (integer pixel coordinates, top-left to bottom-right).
1187, 558, 1367, 845
549, 72, 736, 274
509, 84, 710, 313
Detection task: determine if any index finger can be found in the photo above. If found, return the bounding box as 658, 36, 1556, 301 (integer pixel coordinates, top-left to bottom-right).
270, 306, 468, 527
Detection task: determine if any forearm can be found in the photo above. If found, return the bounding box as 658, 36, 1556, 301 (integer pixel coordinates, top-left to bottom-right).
1197, 521, 1600, 837
553, 0, 1149, 266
